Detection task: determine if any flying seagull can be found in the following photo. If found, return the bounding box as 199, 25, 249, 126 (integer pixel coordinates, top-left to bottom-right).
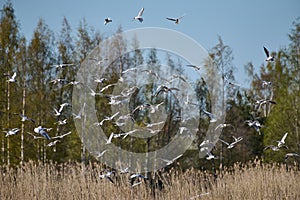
99, 171, 115, 184
219, 136, 243, 149
104, 18, 112, 25
34, 126, 51, 140
3, 128, 20, 137
276, 132, 288, 148
202, 110, 217, 123
186, 64, 201, 71
133, 7, 144, 22
14, 113, 35, 123
52, 131, 72, 139
7, 72, 17, 83
166, 14, 185, 24
284, 153, 299, 160
263, 46, 275, 62
160, 154, 183, 166
53, 63, 74, 70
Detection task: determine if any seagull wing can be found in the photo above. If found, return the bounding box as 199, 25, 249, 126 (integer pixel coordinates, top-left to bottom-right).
138, 7, 144, 17
166, 17, 176, 22
263, 46, 270, 57
219, 139, 229, 146
281, 132, 288, 142
178, 14, 186, 19
12, 72, 16, 79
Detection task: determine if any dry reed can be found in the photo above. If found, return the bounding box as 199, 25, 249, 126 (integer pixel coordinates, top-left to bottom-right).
0, 160, 299, 200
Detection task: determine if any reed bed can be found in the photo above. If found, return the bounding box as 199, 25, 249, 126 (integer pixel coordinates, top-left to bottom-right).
0, 160, 299, 200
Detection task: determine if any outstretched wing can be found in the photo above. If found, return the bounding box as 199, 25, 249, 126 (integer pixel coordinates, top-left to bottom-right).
11, 72, 16, 79
166, 17, 176, 22
138, 7, 144, 17
263, 46, 270, 57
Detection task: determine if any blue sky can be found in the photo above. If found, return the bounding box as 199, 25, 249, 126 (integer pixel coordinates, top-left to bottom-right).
2, 0, 300, 85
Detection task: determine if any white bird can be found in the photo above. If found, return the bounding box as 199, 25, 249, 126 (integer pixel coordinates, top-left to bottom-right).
53, 63, 74, 70
133, 7, 144, 22
245, 120, 262, 134
130, 173, 148, 180
104, 18, 112, 25
72, 103, 85, 120
3, 128, 20, 137
99, 171, 115, 184
144, 121, 165, 128
56, 119, 67, 126
27, 132, 44, 139
202, 110, 217, 123
99, 83, 117, 93
263, 145, 281, 151
285, 153, 299, 160
93, 149, 108, 158
205, 149, 218, 160
161, 154, 183, 166
219, 136, 243, 149
47, 140, 60, 147
276, 132, 288, 148
50, 78, 67, 85
105, 132, 114, 145
52, 131, 72, 139
166, 14, 185, 24
34, 126, 51, 140
120, 167, 130, 174
263, 46, 275, 62
14, 113, 35, 123
122, 129, 141, 139
7, 72, 17, 83
65, 81, 81, 87
94, 77, 107, 83
262, 80, 272, 87
215, 123, 235, 131
186, 64, 201, 71
53, 108, 61, 117
154, 85, 180, 97
95, 111, 119, 126
59, 102, 70, 113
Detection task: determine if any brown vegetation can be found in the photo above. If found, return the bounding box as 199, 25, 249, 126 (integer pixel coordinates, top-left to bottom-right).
0, 160, 299, 200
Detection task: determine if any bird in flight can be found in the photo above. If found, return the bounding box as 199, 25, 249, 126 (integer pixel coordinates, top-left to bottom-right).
6, 72, 17, 83
104, 18, 112, 25
276, 132, 288, 148
219, 136, 243, 149
186, 64, 201, 71
34, 126, 51, 140
3, 128, 20, 137
160, 154, 183, 166
133, 7, 144, 22
166, 14, 186, 24
263, 46, 275, 62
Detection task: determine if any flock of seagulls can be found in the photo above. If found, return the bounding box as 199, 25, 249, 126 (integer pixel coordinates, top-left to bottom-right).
103, 7, 186, 25
1, 5, 298, 197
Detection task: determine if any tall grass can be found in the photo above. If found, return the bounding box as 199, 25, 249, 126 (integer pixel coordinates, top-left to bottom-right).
0, 160, 299, 200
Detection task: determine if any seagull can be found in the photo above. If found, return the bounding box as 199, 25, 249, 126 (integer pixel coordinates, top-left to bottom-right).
99, 83, 117, 93
122, 129, 141, 139
161, 154, 183, 166
3, 128, 20, 137
245, 120, 262, 134
72, 103, 85, 120
14, 113, 35, 123
276, 132, 288, 148
27, 132, 44, 139
166, 14, 185, 24
52, 131, 72, 139
255, 99, 276, 110
55, 119, 67, 126
53, 63, 74, 70
104, 18, 112, 25
144, 121, 165, 128
215, 123, 235, 131
99, 171, 115, 184
59, 103, 70, 113
119, 167, 130, 174
132, 103, 151, 114
262, 80, 272, 87
130, 173, 148, 186
94, 111, 119, 126
92, 149, 108, 158
105, 132, 114, 145
186, 64, 201, 71
263, 46, 275, 62
141, 69, 159, 79
219, 136, 243, 149
53, 108, 61, 117
202, 110, 217, 123
133, 7, 144, 22
94, 77, 107, 83
65, 81, 81, 87
7, 72, 17, 83
205, 149, 218, 160
47, 140, 60, 147
34, 126, 51, 140
284, 153, 299, 160
50, 78, 67, 85
263, 145, 281, 151
154, 85, 180, 97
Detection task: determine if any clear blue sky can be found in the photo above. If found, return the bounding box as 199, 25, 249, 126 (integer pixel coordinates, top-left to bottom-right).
2, 0, 300, 85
